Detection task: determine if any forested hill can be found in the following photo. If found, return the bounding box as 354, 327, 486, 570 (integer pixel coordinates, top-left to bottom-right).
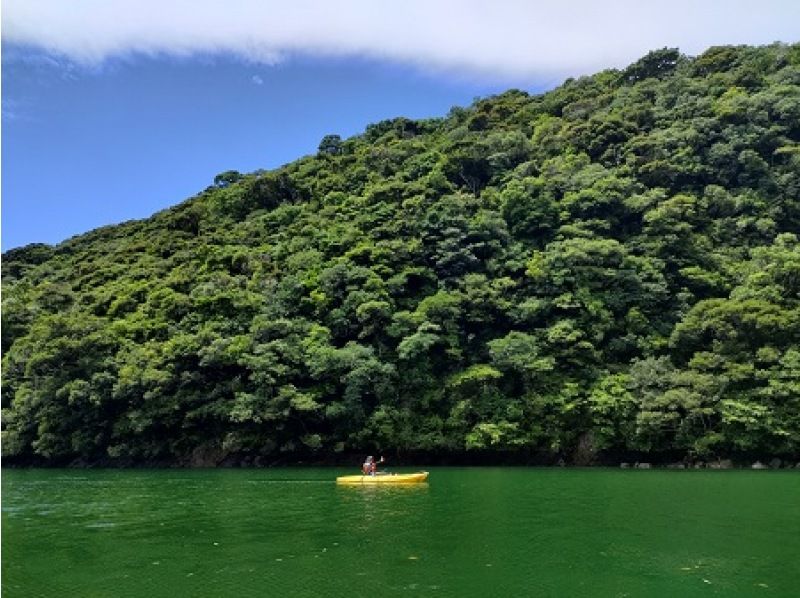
4, 45, 800, 467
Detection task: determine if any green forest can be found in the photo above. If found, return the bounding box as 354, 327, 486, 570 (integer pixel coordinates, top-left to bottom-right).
3, 45, 800, 466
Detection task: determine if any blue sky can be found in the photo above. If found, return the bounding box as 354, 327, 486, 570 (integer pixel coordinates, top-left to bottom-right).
3, 51, 513, 249
3, 0, 799, 250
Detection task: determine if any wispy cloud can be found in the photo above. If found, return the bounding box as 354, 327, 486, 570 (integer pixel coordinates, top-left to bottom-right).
2, 98, 22, 121
4, 0, 799, 80
2, 46, 81, 79
251, 75, 264, 86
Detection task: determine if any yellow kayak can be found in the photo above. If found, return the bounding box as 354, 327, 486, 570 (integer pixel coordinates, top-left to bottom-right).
336, 471, 429, 485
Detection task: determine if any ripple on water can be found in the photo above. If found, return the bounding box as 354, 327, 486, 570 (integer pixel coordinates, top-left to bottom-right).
85, 522, 117, 529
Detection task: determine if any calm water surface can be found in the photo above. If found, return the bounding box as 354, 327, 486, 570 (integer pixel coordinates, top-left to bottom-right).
3, 468, 799, 597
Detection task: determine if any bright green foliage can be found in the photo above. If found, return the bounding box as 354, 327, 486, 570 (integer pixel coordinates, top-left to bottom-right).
3, 44, 800, 464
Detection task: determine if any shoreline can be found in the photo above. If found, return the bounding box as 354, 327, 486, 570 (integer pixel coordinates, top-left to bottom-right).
3, 455, 799, 470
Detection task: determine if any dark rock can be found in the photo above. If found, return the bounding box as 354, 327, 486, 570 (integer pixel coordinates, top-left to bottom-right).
190, 443, 225, 467
708, 459, 733, 469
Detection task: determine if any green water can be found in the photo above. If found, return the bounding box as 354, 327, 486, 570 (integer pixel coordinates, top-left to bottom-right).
2, 468, 799, 597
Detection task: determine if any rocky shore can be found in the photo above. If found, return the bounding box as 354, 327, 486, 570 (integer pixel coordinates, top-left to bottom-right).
619, 458, 800, 470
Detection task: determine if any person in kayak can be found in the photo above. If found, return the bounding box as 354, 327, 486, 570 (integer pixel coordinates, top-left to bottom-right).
362, 455, 385, 475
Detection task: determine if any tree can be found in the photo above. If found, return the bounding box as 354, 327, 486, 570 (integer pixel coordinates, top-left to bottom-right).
318, 134, 343, 156
213, 170, 243, 188
622, 48, 681, 83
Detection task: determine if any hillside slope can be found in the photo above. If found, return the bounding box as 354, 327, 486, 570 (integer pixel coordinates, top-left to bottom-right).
3, 45, 800, 466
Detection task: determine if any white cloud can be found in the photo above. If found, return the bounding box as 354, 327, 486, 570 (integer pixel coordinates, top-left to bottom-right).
251, 75, 264, 85
3, 0, 799, 80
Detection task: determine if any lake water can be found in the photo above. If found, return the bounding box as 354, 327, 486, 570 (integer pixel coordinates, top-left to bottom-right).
2, 467, 799, 596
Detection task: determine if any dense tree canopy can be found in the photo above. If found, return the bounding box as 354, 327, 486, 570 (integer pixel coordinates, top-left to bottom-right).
3, 45, 800, 465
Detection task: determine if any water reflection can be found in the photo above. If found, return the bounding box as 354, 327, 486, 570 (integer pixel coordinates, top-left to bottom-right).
335, 482, 429, 493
